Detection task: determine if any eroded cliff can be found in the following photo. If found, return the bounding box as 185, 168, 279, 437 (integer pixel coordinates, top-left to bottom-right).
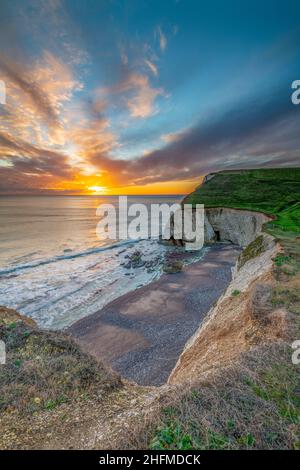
204, 208, 270, 246
168, 232, 287, 384
166, 168, 300, 388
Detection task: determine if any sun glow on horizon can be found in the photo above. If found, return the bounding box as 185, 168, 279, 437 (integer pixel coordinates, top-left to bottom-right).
42, 174, 201, 196
88, 185, 107, 194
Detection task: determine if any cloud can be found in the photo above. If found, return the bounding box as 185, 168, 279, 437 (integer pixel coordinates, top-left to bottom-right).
144, 59, 158, 76
1, 1, 299, 195
0, 53, 60, 129
85, 86, 299, 189
100, 72, 164, 118
0, 131, 72, 174
69, 118, 118, 169
0, 48, 85, 193
124, 87, 300, 184
119, 46, 129, 66
156, 26, 167, 52
1, 57, 299, 194
0, 49, 83, 152
32, 51, 83, 112
161, 128, 188, 143
126, 76, 163, 118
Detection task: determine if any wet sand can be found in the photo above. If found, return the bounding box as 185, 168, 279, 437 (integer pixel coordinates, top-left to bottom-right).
68, 244, 241, 385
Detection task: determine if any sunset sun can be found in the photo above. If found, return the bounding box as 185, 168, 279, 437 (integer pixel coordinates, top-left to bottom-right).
88, 186, 107, 194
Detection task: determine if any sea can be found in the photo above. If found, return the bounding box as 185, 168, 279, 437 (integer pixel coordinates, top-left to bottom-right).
0, 195, 197, 329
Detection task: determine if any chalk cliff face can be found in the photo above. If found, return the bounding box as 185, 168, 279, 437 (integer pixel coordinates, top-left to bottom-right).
168, 206, 270, 248
166, 193, 286, 384
204, 208, 270, 246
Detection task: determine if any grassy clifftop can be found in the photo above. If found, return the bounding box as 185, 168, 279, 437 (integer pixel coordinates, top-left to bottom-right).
186, 168, 300, 234
186, 168, 300, 262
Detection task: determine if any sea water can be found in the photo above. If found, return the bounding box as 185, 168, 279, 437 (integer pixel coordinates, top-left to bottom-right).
0, 195, 186, 329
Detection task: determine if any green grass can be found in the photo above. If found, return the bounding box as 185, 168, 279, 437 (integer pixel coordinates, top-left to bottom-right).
187, 168, 299, 213
185, 168, 300, 237
231, 289, 241, 297
237, 235, 266, 269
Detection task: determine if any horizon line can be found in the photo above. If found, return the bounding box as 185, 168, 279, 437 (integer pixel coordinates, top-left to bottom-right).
0, 193, 187, 197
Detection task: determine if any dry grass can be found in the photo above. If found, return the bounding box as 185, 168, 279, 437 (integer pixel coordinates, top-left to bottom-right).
0, 307, 121, 416
120, 341, 300, 450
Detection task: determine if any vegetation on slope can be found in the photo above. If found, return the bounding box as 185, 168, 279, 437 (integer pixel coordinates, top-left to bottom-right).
0, 306, 122, 448
142, 168, 300, 450
144, 343, 300, 450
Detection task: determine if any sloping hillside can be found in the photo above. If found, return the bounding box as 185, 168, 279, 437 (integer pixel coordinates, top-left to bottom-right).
129, 168, 300, 450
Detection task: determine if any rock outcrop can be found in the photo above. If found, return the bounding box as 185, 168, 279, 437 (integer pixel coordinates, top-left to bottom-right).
166, 202, 271, 248
204, 208, 270, 246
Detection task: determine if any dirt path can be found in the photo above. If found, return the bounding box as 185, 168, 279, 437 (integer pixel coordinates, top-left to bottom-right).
68, 244, 241, 385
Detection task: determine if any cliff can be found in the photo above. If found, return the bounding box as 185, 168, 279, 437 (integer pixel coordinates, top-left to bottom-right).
143, 168, 300, 450
166, 168, 300, 383
168, 233, 283, 383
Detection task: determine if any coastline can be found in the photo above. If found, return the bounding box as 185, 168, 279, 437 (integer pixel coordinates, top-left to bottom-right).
68, 243, 241, 385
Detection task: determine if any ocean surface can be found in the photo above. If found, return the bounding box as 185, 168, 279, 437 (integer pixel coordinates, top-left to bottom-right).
0, 195, 197, 329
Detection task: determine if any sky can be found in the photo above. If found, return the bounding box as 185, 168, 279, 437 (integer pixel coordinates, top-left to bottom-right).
0, 0, 299, 195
